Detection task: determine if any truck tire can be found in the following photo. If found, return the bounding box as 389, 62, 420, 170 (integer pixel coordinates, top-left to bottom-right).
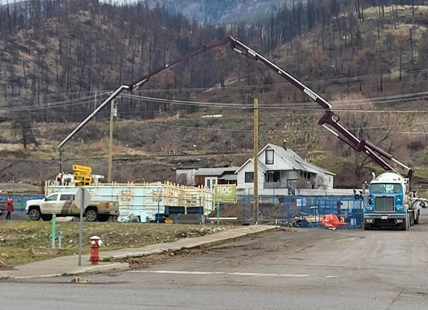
364, 223, 372, 230
415, 212, 420, 225
85, 209, 98, 222
28, 208, 41, 221
400, 214, 409, 231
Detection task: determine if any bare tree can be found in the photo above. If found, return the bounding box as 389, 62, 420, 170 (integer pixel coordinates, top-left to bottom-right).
394, 27, 408, 82
12, 113, 38, 149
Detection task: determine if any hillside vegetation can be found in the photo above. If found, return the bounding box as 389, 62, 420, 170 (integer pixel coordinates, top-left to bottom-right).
1, 1, 428, 190
140, 0, 289, 24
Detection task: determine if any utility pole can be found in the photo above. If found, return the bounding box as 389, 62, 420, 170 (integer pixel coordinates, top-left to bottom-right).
253, 98, 259, 225
107, 100, 115, 183
59, 148, 62, 173
93, 90, 97, 121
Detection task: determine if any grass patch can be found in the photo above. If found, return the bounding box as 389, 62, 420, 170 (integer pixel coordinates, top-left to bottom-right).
0, 221, 233, 266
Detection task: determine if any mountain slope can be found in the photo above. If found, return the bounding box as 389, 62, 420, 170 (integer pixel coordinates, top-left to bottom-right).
137, 0, 291, 24
1, 1, 428, 189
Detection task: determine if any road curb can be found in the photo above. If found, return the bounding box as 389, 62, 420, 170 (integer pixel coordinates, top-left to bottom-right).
0, 225, 279, 279
61, 262, 130, 277
110, 226, 279, 261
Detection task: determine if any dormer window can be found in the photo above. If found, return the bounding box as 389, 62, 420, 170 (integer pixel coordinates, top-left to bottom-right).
265, 150, 274, 165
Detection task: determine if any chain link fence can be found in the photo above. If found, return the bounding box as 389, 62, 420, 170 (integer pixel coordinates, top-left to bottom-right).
238, 195, 364, 229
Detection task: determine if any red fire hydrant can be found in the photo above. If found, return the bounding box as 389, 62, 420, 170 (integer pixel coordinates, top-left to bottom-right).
90, 236, 103, 265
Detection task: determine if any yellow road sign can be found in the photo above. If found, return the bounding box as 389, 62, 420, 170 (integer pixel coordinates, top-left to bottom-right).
74, 171, 89, 178
74, 176, 92, 183
74, 176, 92, 187
72, 165, 92, 174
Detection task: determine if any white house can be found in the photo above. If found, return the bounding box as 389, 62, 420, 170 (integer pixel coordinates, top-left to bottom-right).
235, 143, 335, 196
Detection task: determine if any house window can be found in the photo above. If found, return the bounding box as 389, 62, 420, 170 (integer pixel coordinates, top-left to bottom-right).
245, 172, 254, 183
265, 150, 274, 165
205, 177, 217, 189
266, 171, 281, 182
178, 173, 187, 185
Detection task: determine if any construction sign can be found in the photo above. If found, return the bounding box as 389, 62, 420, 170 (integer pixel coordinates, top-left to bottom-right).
72, 165, 92, 175
213, 184, 237, 202
73, 165, 92, 186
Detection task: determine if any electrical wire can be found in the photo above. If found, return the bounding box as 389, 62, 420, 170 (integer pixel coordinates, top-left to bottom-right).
0, 93, 111, 112
118, 92, 428, 113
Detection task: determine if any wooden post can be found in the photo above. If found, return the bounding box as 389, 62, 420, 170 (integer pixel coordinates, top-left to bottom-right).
253, 97, 259, 224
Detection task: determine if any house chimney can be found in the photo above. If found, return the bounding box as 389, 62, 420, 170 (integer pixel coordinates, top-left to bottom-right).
283, 139, 287, 150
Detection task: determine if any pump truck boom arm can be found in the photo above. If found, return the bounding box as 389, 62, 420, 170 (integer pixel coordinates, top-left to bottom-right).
58, 36, 413, 181
228, 37, 412, 181
58, 37, 232, 149
128, 37, 232, 92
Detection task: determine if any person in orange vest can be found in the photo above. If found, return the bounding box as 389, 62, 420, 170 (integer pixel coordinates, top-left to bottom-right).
6, 197, 14, 220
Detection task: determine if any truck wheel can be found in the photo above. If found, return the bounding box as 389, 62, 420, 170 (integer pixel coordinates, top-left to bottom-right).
364, 223, 372, 230
415, 212, 420, 225
400, 216, 408, 231
28, 208, 41, 221
85, 209, 98, 222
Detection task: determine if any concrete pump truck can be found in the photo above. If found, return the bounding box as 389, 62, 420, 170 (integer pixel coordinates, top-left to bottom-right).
58, 36, 427, 230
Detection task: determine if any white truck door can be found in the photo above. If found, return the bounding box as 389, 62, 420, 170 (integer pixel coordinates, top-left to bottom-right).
41, 194, 60, 214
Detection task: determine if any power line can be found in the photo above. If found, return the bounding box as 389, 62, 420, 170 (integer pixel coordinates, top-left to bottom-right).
0, 93, 111, 112
2, 86, 428, 115
119, 92, 428, 112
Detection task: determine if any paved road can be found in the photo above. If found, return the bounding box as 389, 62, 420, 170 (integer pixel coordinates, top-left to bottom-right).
3, 215, 428, 309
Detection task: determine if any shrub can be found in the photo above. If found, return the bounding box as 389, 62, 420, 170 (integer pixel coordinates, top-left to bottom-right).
407, 139, 427, 151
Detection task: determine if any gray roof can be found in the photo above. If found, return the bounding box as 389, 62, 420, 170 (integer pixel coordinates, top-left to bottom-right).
195, 166, 239, 176
234, 158, 268, 174
299, 160, 335, 175
267, 144, 335, 175
219, 174, 237, 181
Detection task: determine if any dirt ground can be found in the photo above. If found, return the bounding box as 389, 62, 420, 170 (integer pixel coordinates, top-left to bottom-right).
111, 227, 345, 270
111, 211, 428, 272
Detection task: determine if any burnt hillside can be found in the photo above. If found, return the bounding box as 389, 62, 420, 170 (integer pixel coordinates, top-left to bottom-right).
1, 1, 428, 189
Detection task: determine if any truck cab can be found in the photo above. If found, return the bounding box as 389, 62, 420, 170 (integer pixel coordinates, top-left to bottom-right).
363, 172, 416, 230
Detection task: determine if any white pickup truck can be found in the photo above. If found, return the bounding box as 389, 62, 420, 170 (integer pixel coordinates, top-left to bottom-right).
25, 192, 119, 222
